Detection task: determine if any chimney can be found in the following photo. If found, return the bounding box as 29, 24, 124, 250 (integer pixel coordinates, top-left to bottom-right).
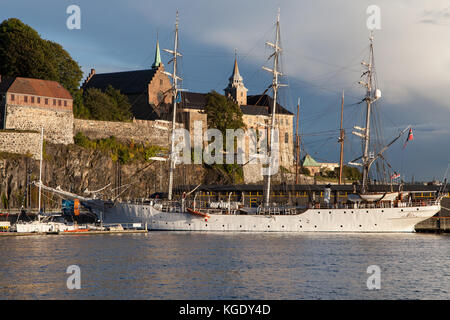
81, 68, 96, 89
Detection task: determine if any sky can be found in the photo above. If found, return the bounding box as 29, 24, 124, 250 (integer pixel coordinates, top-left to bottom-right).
1, 0, 449, 181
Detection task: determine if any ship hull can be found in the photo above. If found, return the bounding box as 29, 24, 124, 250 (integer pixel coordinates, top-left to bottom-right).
103, 202, 440, 233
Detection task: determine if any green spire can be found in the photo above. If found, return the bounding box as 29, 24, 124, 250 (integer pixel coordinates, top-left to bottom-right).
152, 38, 162, 69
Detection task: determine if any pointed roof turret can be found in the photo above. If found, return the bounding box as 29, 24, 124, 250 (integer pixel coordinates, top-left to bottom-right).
224, 49, 248, 106
152, 38, 162, 69
229, 49, 243, 83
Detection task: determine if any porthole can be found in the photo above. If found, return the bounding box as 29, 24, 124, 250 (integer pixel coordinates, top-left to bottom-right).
340, 225, 343, 228
318, 211, 320, 214
268, 225, 270, 228
240, 225, 242, 228
359, 225, 362, 227
282, 225, 285, 228
344, 211, 346, 214
314, 225, 317, 228
366, 211, 369, 213
416, 208, 419, 211
205, 224, 208, 227
381, 210, 384, 213
329, 211, 332, 214
401, 209, 404, 212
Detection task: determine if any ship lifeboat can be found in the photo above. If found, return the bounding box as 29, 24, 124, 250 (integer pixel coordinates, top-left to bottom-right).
186, 207, 210, 219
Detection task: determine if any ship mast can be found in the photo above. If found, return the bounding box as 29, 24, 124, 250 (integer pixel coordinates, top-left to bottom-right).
295, 97, 300, 184
338, 90, 345, 185
164, 12, 183, 201
263, 10, 286, 206
359, 32, 376, 194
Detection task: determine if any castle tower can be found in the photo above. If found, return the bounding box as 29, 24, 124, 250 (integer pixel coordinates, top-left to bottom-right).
224, 51, 248, 106
152, 38, 163, 69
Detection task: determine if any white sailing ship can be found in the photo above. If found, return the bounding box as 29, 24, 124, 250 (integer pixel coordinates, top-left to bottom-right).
101, 12, 442, 232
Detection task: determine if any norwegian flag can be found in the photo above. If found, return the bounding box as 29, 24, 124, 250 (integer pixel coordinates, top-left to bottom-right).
403, 128, 414, 149
391, 172, 400, 180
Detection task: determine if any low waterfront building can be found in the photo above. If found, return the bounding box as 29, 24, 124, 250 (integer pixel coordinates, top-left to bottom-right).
0, 75, 74, 144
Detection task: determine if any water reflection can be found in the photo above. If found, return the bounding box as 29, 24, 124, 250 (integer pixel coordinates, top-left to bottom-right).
0, 233, 449, 299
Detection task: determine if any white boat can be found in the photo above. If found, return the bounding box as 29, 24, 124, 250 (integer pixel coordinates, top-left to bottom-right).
14, 220, 76, 233
100, 13, 442, 233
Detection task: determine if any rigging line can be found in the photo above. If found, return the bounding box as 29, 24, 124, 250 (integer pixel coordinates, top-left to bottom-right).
286, 45, 369, 97
289, 44, 368, 76
212, 24, 275, 92
288, 77, 362, 99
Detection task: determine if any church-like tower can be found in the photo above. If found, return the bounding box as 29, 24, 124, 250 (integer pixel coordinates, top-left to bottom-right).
224, 51, 248, 106
152, 38, 163, 69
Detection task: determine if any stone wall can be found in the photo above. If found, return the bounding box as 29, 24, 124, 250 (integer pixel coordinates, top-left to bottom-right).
0, 131, 41, 159
4, 104, 74, 145
74, 118, 183, 147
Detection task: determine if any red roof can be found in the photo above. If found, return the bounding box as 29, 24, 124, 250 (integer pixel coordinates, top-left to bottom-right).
2, 77, 72, 99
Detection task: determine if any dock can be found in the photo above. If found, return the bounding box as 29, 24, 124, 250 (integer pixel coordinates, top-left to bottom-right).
0, 229, 148, 237
415, 217, 450, 233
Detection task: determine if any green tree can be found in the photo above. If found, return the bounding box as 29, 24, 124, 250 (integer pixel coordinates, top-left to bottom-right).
204, 91, 245, 134
203, 91, 246, 183
83, 86, 132, 121
337, 165, 362, 181
0, 18, 82, 95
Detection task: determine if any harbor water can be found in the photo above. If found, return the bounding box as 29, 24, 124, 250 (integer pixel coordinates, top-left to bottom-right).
0, 232, 449, 299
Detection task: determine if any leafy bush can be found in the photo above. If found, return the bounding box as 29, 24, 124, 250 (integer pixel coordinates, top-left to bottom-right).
74, 132, 163, 164
82, 86, 132, 122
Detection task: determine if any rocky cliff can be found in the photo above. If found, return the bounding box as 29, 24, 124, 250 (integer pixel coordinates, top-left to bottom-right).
0, 143, 205, 209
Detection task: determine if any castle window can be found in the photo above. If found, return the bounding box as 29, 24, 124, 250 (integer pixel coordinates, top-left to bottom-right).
160, 79, 163, 86
24, 96, 28, 103
45, 98, 48, 105
37, 97, 40, 104
10, 94, 14, 101
58, 100, 61, 106
285, 132, 289, 143
31, 97, 34, 103
53, 99, 56, 106
64, 101, 67, 107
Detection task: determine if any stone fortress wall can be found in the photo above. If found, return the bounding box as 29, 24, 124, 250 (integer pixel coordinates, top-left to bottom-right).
0, 130, 41, 160
74, 118, 183, 147
4, 104, 74, 145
